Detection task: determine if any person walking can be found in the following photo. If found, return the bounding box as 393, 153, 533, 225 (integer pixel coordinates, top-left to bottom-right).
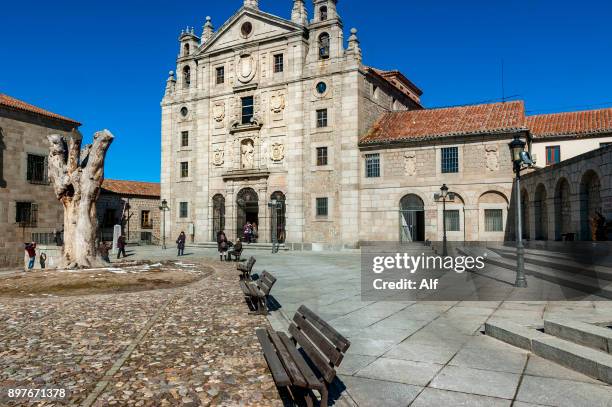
39, 253, 47, 269
217, 231, 228, 261
252, 222, 258, 243
116, 235, 127, 259
243, 222, 253, 243
24, 242, 36, 271
176, 231, 186, 256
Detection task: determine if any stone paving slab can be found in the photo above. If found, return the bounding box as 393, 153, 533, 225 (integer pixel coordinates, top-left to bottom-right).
411, 388, 512, 407
429, 365, 522, 399
515, 375, 612, 407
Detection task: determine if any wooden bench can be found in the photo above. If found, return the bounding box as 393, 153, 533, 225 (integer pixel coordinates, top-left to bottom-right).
256, 305, 350, 406
237, 256, 256, 280
239, 271, 277, 314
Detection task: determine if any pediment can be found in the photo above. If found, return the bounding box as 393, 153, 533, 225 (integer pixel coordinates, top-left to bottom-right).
199, 7, 304, 55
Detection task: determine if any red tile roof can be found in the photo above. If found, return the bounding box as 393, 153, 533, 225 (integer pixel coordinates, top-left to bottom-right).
360, 101, 527, 145
101, 179, 160, 198
0, 93, 81, 126
527, 108, 612, 138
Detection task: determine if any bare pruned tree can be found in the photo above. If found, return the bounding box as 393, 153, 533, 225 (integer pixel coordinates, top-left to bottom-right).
48, 129, 114, 268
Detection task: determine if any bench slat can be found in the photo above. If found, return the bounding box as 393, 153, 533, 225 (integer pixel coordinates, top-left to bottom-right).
289, 324, 336, 383
247, 282, 260, 298
239, 281, 251, 295
255, 328, 291, 387
293, 313, 344, 367
268, 330, 307, 388
297, 305, 350, 352
278, 332, 323, 390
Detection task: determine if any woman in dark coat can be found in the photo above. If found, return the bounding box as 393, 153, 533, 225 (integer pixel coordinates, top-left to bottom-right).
176, 231, 186, 256
217, 231, 228, 261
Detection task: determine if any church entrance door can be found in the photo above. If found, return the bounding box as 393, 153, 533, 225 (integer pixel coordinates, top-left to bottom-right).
236, 188, 259, 240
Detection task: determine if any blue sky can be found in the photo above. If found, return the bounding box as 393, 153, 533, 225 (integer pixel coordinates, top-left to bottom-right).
1, 0, 611, 182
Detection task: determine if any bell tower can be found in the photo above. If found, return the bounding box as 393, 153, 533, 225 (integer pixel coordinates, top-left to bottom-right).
308, 0, 343, 63
312, 0, 339, 23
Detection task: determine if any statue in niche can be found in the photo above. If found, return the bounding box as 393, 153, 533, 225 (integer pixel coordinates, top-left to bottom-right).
241, 139, 254, 169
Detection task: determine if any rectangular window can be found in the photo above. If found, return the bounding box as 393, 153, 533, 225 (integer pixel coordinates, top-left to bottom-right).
180, 162, 189, 178
441, 147, 459, 173
241, 96, 254, 125
141, 210, 151, 229
216, 66, 225, 84
27, 154, 48, 184
273, 54, 284, 73
15, 202, 38, 226
316, 109, 328, 128
445, 209, 460, 232
316, 147, 328, 166
179, 202, 188, 218
485, 209, 503, 232
181, 131, 189, 147
546, 146, 560, 165
316, 197, 328, 217
365, 153, 380, 178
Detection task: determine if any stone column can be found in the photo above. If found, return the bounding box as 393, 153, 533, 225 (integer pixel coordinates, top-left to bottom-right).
258, 184, 269, 243
226, 181, 236, 242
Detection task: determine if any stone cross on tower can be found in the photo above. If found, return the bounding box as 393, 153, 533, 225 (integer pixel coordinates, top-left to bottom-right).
244, 0, 259, 9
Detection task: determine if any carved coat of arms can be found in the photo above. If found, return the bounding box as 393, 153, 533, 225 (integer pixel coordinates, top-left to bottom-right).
236, 54, 257, 83
270, 93, 285, 113
212, 148, 224, 166
213, 102, 225, 122
404, 152, 416, 176
270, 143, 285, 162
485, 145, 499, 172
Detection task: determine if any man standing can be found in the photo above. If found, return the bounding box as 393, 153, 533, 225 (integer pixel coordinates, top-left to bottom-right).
24, 242, 36, 271
116, 235, 127, 259
176, 231, 186, 256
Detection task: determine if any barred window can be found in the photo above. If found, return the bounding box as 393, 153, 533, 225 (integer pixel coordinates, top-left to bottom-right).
27, 154, 48, 184
316, 197, 328, 217
181, 131, 189, 147
16, 202, 37, 226
445, 209, 460, 231
179, 202, 188, 218
216, 66, 225, 84
180, 162, 189, 178
365, 153, 380, 178
316, 109, 328, 128
441, 147, 459, 173
485, 209, 503, 232
241, 96, 254, 124
141, 210, 152, 229
316, 147, 328, 166
273, 54, 284, 73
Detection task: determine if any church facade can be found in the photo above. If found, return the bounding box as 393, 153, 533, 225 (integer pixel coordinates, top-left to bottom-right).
161, 0, 421, 248
161, 0, 611, 248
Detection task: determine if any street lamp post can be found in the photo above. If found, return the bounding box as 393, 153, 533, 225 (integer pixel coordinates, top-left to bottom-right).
159, 199, 169, 250
434, 184, 454, 257
268, 199, 281, 253
509, 135, 529, 288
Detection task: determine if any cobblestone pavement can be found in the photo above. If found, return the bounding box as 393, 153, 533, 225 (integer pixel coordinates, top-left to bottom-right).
0, 259, 281, 406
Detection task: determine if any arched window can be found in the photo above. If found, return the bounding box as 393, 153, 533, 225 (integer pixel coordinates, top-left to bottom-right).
183, 65, 191, 88
320, 6, 328, 21
319, 33, 330, 59
184, 43, 190, 56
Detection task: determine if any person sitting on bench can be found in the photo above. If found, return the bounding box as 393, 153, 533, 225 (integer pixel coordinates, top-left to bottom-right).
228, 238, 243, 261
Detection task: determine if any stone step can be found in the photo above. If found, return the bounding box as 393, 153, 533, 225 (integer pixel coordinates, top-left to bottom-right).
188, 242, 289, 251
485, 319, 612, 384
473, 252, 612, 300
491, 248, 612, 281
544, 317, 612, 354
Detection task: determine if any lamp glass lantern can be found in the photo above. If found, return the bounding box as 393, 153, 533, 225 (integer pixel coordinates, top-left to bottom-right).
509, 136, 526, 164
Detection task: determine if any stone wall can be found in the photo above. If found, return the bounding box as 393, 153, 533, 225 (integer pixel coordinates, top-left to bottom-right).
520, 144, 612, 241
0, 109, 70, 268
96, 193, 161, 244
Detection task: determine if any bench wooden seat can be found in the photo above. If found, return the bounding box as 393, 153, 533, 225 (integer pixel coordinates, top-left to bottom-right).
256, 305, 350, 406
240, 271, 277, 314
237, 256, 256, 280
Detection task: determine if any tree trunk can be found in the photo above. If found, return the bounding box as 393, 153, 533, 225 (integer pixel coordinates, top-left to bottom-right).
48, 129, 114, 268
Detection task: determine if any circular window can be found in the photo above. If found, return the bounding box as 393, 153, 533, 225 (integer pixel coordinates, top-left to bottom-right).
180, 107, 188, 117
316, 81, 327, 95
241, 22, 253, 38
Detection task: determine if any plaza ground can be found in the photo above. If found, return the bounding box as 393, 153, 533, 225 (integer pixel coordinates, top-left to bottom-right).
1, 245, 612, 406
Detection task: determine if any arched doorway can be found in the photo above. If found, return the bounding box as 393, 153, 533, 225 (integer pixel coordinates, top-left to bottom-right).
554, 178, 572, 240
399, 194, 425, 242
580, 170, 602, 240
534, 184, 548, 240
212, 194, 225, 241
236, 188, 259, 239
270, 191, 286, 243
521, 189, 530, 240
